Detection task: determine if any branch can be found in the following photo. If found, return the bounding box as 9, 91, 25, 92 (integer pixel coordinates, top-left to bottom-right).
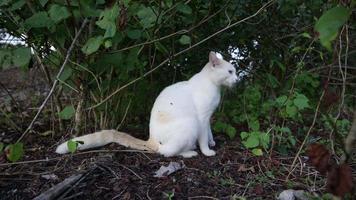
88, 0, 275, 110
108, 2, 226, 54
17, 18, 88, 142
285, 66, 332, 181
343, 111, 356, 163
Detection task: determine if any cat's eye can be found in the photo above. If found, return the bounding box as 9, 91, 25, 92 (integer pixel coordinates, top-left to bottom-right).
228, 70, 233, 74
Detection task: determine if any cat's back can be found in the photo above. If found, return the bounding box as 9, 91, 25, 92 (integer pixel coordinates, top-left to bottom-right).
155, 81, 192, 105
150, 81, 196, 132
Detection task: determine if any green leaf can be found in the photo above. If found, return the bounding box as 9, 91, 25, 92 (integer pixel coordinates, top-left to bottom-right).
252, 148, 263, 156
127, 29, 142, 39
80, 0, 101, 17
12, 47, 31, 69
81, 36, 103, 55
164, 0, 173, 7
279, 127, 291, 134
271, 59, 285, 73
179, 35, 191, 45
226, 125, 236, 139
266, 74, 279, 88
286, 104, 297, 118
10, 0, 26, 11
301, 32, 312, 39
275, 95, 287, 106
248, 119, 260, 131
288, 135, 296, 146
213, 121, 227, 132
260, 133, 270, 149
6, 143, 24, 162
48, 4, 71, 23
59, 105, 75, 120
103, 22, 116, 38
96, 0, 105, 4
137, 6, 157, 28
122, 0, 130, 7
67, 140, 79, 153
59, 66, 73, 81
96, 4, 119, 38
315, 6, 351, 50
104, 40, 112, 48
291, 46, 302, 54
176, 3, 192, 14
24, 12, 54, 28
293, 93, 310, 110
0, 49, 13, 69
243, 135, 259, 148
0, 0, 11, 6
39, 0, 49, 6
155, 42, 168, 54
240, 132, 249, 140
0, 142, 4, 153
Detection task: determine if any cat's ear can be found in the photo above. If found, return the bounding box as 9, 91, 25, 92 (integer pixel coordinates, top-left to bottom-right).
209, 51, 221, 67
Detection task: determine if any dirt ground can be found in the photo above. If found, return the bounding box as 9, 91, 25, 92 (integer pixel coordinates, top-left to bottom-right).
0, 67, 353, 200
0, 133, 326, 200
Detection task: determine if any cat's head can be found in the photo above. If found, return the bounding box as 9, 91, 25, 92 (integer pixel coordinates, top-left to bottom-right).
208, 51, 238, 88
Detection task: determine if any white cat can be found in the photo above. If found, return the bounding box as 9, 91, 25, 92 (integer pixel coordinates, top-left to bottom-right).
56, 51, 238, 157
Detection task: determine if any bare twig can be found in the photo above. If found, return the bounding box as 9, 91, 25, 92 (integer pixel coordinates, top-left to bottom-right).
117, 163, 142, 180
188, 196, 219, 200
329, 25, 349, 154
18, 18, 88, 142
285, 68, 332, 181
342, 111, 356, 163
0, 149, 151, 167
88, 0, 275, 110
34, 51, 64, 132
116, 99, 132, 130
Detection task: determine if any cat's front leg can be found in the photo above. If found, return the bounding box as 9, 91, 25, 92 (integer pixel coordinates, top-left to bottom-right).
199, 122, 216, 156
207, 123, 216, 147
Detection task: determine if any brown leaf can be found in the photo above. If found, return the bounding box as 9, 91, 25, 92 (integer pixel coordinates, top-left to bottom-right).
307, 143, 332, 175
122, 192, 131, 200
252, 185, 264, 195
237, 164, 255, 173
307, 143, 354, 198
327, 163, 354, 198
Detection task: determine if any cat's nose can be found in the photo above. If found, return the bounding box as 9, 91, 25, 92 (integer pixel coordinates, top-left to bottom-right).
233, 74, 238, 82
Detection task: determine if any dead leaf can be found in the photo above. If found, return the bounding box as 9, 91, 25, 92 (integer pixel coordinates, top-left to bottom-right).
38, 130, 54, 137
154, 161, 185, 178
327, 163, 353, 198
307, 143, 332, 175
252, 185, 264, 195
237, 164, 255, 173
41, 174, 59, 180
306, 143, 354, 198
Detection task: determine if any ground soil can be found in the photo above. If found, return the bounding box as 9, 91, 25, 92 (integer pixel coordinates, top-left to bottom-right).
0, 133, 326, 200
0, 67, 354, 200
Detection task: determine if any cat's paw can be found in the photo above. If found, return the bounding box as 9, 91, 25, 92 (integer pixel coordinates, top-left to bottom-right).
209, 139, 216, 147
180, 151, 198, 158
202, 149, 216, 156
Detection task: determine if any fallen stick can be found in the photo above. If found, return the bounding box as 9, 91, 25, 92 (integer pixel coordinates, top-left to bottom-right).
33, 174, 83, 200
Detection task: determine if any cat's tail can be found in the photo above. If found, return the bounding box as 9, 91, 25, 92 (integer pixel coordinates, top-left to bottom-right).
55, 129, 159, 154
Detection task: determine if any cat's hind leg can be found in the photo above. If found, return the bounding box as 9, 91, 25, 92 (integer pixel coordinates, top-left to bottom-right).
158, 143, 182, 157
